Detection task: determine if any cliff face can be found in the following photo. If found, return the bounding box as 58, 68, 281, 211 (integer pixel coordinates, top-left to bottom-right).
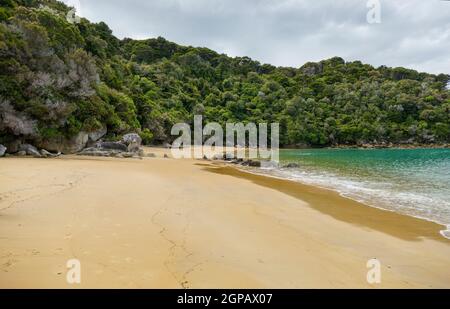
0, 0, 449, 152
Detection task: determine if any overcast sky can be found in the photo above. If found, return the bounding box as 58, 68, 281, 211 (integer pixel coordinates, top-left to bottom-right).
62, 0, 450, 74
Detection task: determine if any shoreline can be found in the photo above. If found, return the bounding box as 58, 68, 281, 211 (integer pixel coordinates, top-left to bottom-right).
1, 150, 449, 288
281, 144, 450, 150
228, 164, 450, 240
205, 163, 449, 243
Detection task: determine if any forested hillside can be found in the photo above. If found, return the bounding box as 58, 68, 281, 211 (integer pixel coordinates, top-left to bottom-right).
1, 0, 449, 150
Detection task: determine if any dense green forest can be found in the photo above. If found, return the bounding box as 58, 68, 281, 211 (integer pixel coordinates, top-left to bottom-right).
1, 0, 449, 151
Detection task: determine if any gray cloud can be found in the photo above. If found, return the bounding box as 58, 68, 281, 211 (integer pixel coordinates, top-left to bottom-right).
63, 0, 450, 74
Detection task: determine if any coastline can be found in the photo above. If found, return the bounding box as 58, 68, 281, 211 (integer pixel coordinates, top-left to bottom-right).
211, 164, 449, 242
0, 149, 449, 288
232, 163, 450, 240
282, 143, 450, 150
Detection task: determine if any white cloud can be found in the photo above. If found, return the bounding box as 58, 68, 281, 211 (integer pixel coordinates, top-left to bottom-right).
63, 0, 450, 74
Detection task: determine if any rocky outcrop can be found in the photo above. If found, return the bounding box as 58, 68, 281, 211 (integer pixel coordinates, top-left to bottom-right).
300, 62, 324, 77
97, 141, 128, 152
19, 144, 41, 157
0, 144, 6, 157
38, 131, 89, 154
78, 147, 141, 159
77, 133, 144, 159
122, 133, 142, 147
88, 127, 107, 144
37, 127, 107, 154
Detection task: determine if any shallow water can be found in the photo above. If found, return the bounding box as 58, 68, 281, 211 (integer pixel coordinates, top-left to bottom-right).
258, 148, 450, 237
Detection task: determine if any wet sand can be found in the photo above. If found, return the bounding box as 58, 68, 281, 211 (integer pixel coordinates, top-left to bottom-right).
0, 149, 449, 288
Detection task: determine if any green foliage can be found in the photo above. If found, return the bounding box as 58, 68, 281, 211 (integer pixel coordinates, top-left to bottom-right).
1, 0, 449, 148
140, 128, 154, 145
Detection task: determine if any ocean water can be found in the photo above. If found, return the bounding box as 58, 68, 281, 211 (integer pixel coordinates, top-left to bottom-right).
258, 148, 450, 238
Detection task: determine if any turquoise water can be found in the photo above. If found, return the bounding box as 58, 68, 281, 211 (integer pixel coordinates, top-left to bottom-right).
260, 149, 450, 238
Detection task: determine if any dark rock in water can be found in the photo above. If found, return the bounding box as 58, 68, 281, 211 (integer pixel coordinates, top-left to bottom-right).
241, 160, 261, 167
248, 160, 261, 167
98, 142, 128, 152
164, 154, 169, 158
19, 144, 41, 157
0, 144, 6, 157
283, 163, 300, 168
122, 133, 142, 146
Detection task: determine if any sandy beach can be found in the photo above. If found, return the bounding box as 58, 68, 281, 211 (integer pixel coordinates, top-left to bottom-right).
0, 148, 449, 288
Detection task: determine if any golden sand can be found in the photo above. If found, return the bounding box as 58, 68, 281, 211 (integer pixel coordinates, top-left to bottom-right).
0, 148, 449, 288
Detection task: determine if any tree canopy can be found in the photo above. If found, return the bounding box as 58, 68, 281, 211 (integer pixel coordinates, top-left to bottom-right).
1, 0, 449, 147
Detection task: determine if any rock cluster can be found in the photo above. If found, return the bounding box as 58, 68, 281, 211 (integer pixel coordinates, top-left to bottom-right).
210, 153, 262, 167
38, 127, 107, 154
78, 133, 145, 159
0, 143, 61, 158
1, 132, 150, 160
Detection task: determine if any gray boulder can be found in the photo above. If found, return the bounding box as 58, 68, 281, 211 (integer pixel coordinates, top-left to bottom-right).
17, 150, 27, 156
40, 149, 61, 158
38, 131, 89, 154
97, 142, 128, 152
283, 163, 300, 168
0, 144, 6, 157
122, 133, 142, 146
19, 144, 41, 157
88, 127, 107, 143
